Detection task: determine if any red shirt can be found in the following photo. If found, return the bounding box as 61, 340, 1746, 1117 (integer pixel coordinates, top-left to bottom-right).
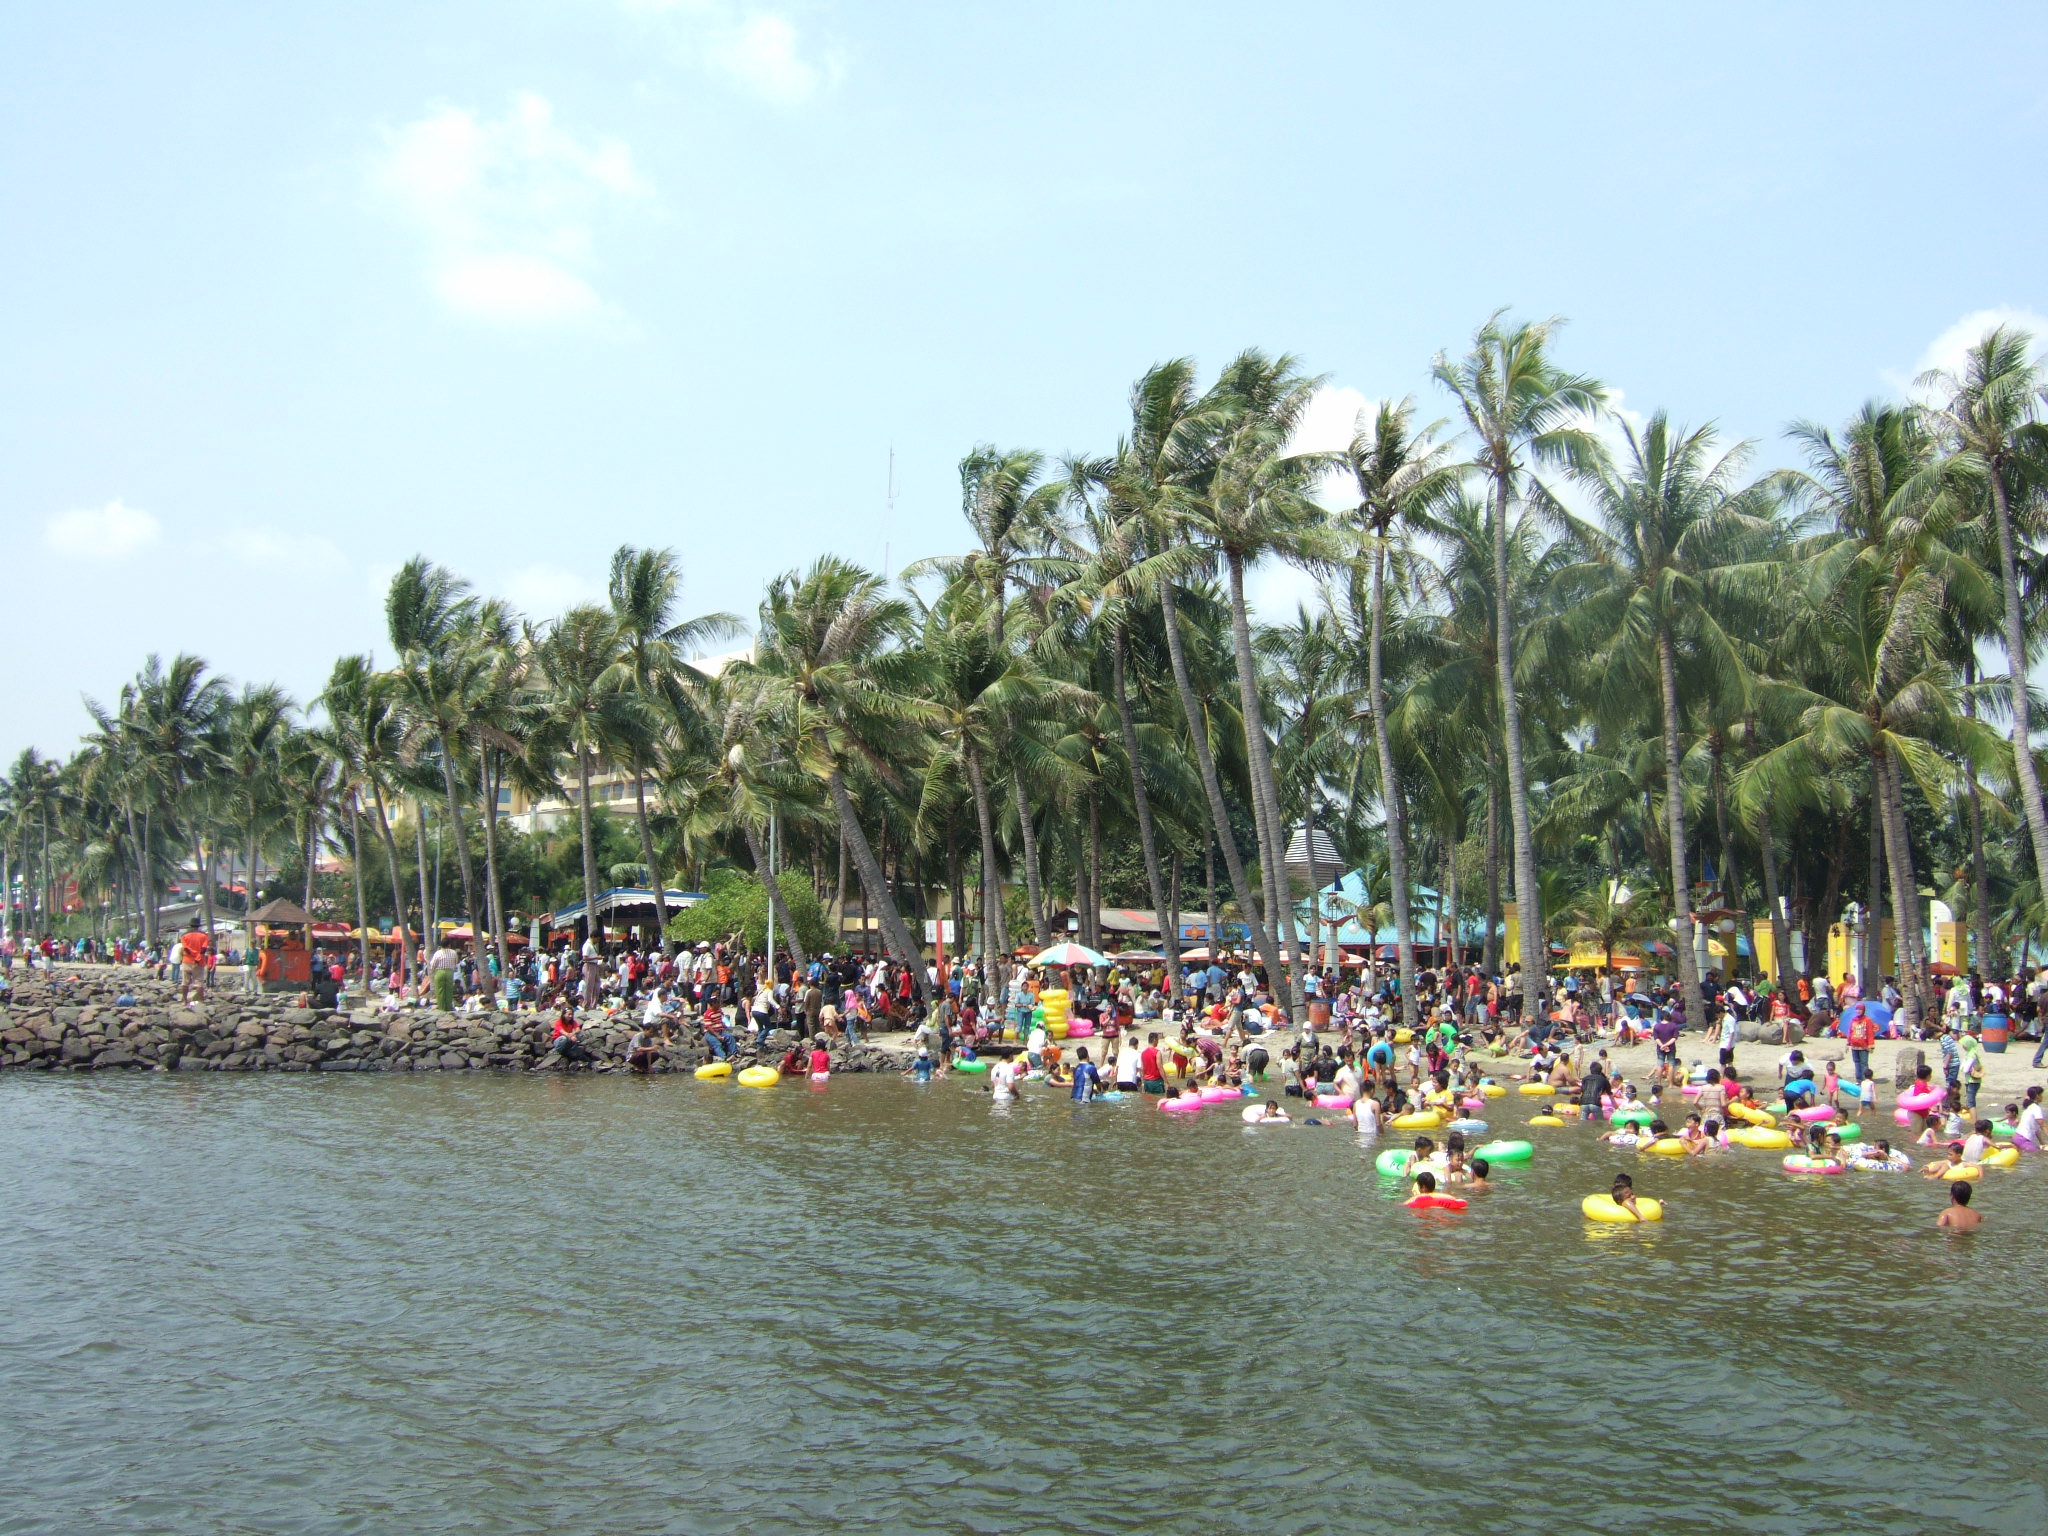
552, 1016, 579, 1040
809, 1048, 830, 1074
1140, 1046, 1163, 1081
1848, 1015, 1875, 1049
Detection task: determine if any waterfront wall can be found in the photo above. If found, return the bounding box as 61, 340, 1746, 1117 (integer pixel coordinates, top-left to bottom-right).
0, 970, 901, 1075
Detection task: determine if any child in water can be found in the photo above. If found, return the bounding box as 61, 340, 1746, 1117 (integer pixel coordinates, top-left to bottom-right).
1610, 1173, 1644, 1219
1937, 1181, 1982, 1229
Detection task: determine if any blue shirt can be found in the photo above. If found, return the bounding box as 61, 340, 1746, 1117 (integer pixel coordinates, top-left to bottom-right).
1072, 1062, 1103, 1101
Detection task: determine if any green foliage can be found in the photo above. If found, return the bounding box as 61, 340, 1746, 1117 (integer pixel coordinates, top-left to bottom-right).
665, 867, 832, 955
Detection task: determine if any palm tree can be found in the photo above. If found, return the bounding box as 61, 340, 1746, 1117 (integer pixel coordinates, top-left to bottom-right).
910, 447, 1067, 948
219, 683, 293, 984
743, 558, 931, 996
607, 543, 741, 940
532, 604, 654, 951
386, 558, 483, 953
1561, 882, 1664, 975
1345, 396, 1460, 1028
1434, 314, 1605, 1022
1258, 604, 1347, 964
1549, 413, 1781, 1030
1182, 348, 1337, 1011
124, 654, 230, 943
1917, 326, 2048, 884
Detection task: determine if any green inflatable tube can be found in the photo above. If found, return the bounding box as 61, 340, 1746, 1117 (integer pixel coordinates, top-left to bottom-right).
1610, 1109, 1653, 1127
1474, 1139, 1533, 1164
954, 1059, 989, 1074
1834, 1122, 1861, 1139
1375, 1148, 1415, 1177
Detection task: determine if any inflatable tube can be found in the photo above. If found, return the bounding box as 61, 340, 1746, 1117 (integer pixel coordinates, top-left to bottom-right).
1582, 1194, 1663, 1223
1393, 1029, 1415, 1044
1529, 1114, 1566, 1128
1313, 1092, 1353, 1109
1475, 1139, 1533, 1164
1159, 1096, 1204, 1113
1391, 1111, 1443, 1130
1643, 1137, 1688, 1156
1481, 1083, 1507, 1098
1406, 1193, 1468, 1210
1727, 1104, 1776, 1127
1833, 1122, 1862, 1139
1782, 1155, 1846, 1174
1898, 1087, 1944, 1114
1375, 1148, 1415, 1177
1893, 1107, 1913, 1127
1519, 1083, 1557, 1097
1793, 1105, 1838, 1123
1681, 1084, 1704, 1097
1066, 1020, 1095, 1038
1462, 1096, 1487, 1112
694, 1062, 732, 1079
1990, 1120, 2019, 1139
1610, 1109, 1653, 1127
1849, 1153, 1911, 1171
1240, 1103, 1272, 1123
953, 1059, 989, 1074
1943, 1164, 1983, 1181
1982, 1145, 2020, 1168
1728, 1127, 1794, 1150
1201, 1085, 1242, 1103
1448, 1118, 1489, 1136
737, 1066, 781, 1088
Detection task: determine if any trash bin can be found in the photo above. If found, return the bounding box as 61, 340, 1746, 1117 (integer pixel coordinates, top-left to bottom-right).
1982, 1014, 2009, 1054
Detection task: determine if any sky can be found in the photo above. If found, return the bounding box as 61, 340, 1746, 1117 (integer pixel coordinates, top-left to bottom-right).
5, 0, 2046, 764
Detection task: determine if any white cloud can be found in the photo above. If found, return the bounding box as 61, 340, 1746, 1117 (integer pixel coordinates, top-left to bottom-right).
371, 93, 649, 325
504, 564, 600, 617
1893, 307, 2048, 397
43, 498, 162, 560
710, 14, 821, 105
619, 2, 829, 105
219, 526, 343, 567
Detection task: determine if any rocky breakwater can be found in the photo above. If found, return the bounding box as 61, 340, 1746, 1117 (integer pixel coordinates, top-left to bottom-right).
0, 969, 908, 1077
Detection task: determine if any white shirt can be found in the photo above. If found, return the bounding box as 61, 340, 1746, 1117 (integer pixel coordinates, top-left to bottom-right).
1355, 1097, 1382, 1134
990, 1059, 1022, 1099
2018, 1102, 2044, 1143
1115, 1042, 1141, 1084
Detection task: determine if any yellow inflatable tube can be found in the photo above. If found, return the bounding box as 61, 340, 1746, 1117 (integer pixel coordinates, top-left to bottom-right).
1519, 1083, 1557, 1097
694, 1062, 732, 1080
1728, 1103, 1776, 1127
1981, 1146, 2019, 1168
1390, 1111, 1443, 1130
1642, 1137, 1687, 1156
737, 1066, 781, 1088
1942, 1163, 1983, 1181
1529, 1114, 1566, 1127
1582, 1194, 1663, 1222
1728, 1127, 1793, 1150
1480, 1083, 1507, 1098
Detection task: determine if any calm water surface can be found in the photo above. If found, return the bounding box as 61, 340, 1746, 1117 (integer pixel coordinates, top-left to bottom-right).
1, 1072, 2041, 1535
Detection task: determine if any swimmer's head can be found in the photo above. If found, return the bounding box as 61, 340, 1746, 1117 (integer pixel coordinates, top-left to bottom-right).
1951, 1181, 1973, 1205
1471, 1158, 1490, 1180
1414, 1170, 1437, 1193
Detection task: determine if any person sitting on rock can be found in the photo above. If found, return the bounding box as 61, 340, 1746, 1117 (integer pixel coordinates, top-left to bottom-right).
537, 1003, 594, 1069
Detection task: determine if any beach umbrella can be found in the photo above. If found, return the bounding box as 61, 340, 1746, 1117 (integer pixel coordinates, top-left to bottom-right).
1623, 992, 1657, 1007
1028, 942, 1109, 968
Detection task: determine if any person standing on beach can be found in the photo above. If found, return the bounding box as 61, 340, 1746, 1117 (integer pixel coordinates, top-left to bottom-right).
178, 922, 210, 1004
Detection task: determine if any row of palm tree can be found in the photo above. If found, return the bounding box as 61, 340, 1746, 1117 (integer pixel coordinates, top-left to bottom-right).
6, 315, 2046, 1032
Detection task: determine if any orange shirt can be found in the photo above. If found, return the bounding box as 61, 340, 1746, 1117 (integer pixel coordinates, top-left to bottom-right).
180, 932, 209, 966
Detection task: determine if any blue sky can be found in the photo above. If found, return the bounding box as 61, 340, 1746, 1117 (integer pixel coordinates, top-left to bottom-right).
5, 1, 2045, 762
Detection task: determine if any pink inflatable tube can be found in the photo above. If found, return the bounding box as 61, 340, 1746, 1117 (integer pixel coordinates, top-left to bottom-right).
1899, 1087, 1943, 1114
1793, 1105, 1837, 1123
1159, 1096, 1204, 1113
1200, 1085, 1240, 1103
1682, 1084, 1705, 1097
1461, 1096, 1486, 1112
1067, 1020, 1096, 1037
1314, 1092, 1354, 1109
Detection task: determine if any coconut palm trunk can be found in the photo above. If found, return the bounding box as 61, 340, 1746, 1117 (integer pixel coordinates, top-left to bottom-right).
824, 765, 925, 998
1011, 776, 1052, 949
1225, 552, 1305, 1016
1875, 750, 1930, 1026
1158, 581, 1284, 994
476, 752, 506, 996
1108, 628, 1180, 999
1656, 628, 1706, 1028
1368, 535, 1420, 1030
1990, 472, 2048, 885
368, 780, 410, 996
741, 822, 808, 974
346, 794, 371, 983
963, 743, 1010, 989
1489, 476, 1545, 1024
633, 770, 668, 941
437, 751, 479, 953
413, 807, 433, 984
1757, 814, 1791, 988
